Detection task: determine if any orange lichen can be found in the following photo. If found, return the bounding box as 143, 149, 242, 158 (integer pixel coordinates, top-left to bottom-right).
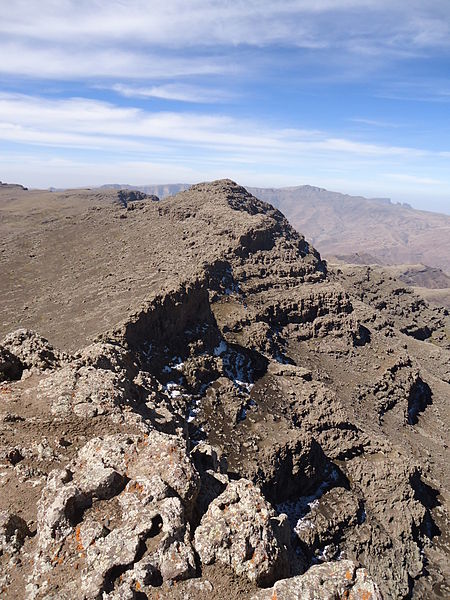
345, 569, 353, 580
75, 525, 84, 552
127, 481, 145, 495
135, 581, 142, 591
271, 591, 277, 600
138, 435, 149, 447
51, 553, 64, 566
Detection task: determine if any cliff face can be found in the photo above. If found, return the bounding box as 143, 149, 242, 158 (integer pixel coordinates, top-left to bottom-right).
248, 184, 450, 273
0, 180, 449, 599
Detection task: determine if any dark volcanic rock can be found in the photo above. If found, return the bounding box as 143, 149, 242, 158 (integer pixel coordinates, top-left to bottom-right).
0, 345, 23, 382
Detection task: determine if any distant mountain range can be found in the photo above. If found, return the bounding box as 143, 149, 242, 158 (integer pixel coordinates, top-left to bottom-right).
100, 182, 450, 273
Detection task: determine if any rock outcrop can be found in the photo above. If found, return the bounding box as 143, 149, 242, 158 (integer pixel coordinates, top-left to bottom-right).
194, 479, 290, 585
250, 560, 382, 600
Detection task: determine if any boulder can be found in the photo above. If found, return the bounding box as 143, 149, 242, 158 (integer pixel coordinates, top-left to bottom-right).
0, 511, 31, 555
0, 345, 23, 382
1, 329, 63, 373
194, 479, 290, 586
31, 432, 200, 599
37, 364, 139, 420
250, 560, 382, 599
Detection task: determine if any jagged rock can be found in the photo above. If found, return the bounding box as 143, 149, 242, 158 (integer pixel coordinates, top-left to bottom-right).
37, 364, 142, 422
240, 433, 329, 505
1, 329, 63, 373
0, 512, 31, 555
77, 342, 139, 378
194, 479, 291, 586
0, 345, 23, 382
339, 454, 429, 597
268, 362, 312, 380
294, 488, 363, 555
31, 432, 200, 599
116, 189, 158, 208
190, 443, 228, 476
190, 443, 229, 516
250, 559, 382, 599
79, 496, 195, 599
0, 180, 448, 599
2, 446, 24, 465
357, 355, 432, 423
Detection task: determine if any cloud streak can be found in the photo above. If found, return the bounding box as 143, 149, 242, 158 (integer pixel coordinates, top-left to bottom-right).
0, 93, 439, 160
1, 1, 449, 81
111, 83, 234, 103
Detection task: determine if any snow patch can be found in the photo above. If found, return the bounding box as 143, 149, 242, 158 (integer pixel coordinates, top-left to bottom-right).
276, 467, 340, 533
213, 340, 228, 356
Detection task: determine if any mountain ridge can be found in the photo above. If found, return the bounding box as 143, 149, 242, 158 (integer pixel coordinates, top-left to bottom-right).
96, 181, 450, 272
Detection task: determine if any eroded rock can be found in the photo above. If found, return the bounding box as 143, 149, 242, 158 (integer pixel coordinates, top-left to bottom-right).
31, 432, 200, 599
250, 559, 382, 600
194, 479, 291, 586
0, 512, 31, 555
0, 345, 23, 382
37, 364, 143, 423
2, 329, 64, 373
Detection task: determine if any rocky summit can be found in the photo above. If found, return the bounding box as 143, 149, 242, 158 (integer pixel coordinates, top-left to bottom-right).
0, 180, 449, 599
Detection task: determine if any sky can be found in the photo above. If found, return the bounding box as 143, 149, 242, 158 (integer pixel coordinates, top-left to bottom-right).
1, 0, 449, 213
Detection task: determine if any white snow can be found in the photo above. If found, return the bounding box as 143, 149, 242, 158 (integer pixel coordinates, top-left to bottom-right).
213, 340, 228, 356
276, 468, 339, 532
165, 382, 183, 398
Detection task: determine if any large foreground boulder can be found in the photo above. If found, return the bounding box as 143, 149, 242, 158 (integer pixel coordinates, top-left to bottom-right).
251, 560, 382, 599
30, 432, 200, 599
194, 479, 291, 586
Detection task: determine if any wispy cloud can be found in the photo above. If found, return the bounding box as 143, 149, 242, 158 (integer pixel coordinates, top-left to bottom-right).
111, 83, 233, 103
0, 42, 232, 80
385, 173, 444, 185
0, 93, 437, 159
349, 118, 402, 128
1, 1, 449, 81
2, 1, 449, 49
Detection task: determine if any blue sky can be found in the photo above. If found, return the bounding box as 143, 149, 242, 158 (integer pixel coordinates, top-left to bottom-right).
1, 0, 449, 213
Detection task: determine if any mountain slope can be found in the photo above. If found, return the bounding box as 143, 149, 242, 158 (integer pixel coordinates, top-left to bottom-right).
97, 182, 450, 273
0, 180, 449, 599
248, 185, 450, 273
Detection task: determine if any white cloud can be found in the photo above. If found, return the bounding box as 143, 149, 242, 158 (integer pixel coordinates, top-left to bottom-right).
350, 118, 402, 128
2, 1, 447, 49
385, 173, 444, 185
0, 42, 230, 80
111, 83, 233, 103
0, 1, 449, 81
0, 93, 436, 159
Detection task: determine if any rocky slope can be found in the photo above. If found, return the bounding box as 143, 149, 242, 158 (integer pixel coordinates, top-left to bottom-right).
0, 180, 449, 599
248, 185, 450, 273
99, 182, 450, 273
330, 260, 450, 310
